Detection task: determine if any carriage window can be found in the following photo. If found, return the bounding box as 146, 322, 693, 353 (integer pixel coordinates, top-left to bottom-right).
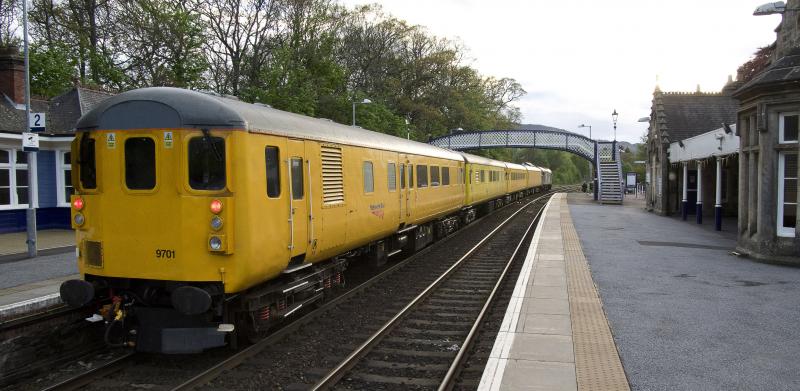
79, 135, 97, 189
291, 158, 304, 199
388, 163, 396, 191
363, 161, 374, 193
417, 165, 428, 187
480, 170, 485, 182
125, 137, 156, 190
430, 166, 440, 186
400, 164, 406, 189
265, 146, 280, 197
442, 167, 450, 185
189, 135, 226, 190
409, 164, 414, 188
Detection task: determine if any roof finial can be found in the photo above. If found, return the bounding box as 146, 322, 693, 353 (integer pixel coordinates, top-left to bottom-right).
727, 74, 734, 84
696, 84, 702, 93
654, 74, 661, 93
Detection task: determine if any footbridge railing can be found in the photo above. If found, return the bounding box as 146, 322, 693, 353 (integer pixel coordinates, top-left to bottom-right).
429, 129, 604, 163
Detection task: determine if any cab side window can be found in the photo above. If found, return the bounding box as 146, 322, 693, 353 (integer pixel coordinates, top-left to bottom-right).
79, 135, 97, 189
265, 146, 280, 197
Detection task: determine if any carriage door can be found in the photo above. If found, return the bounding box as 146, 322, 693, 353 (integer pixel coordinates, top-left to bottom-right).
401, 155, 412, 220
287, 139, 309, 258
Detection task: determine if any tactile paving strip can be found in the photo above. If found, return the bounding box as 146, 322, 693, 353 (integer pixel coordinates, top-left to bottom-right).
561, 196, 630, 390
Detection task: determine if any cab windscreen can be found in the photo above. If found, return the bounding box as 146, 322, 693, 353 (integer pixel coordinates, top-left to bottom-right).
189, 135, 226, 190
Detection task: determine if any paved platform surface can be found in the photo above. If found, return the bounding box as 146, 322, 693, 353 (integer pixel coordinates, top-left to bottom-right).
0, 249, 77, 319
480, 193, 629, 390
569, 192, 800, 390
0, 229, 74, 257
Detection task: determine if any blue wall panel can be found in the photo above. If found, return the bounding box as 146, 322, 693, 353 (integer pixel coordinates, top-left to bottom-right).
37, 151, 58, 208
0, 207, 70, 233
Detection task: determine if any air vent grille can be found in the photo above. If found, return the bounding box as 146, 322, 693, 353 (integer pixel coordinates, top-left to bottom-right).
321, 145, 344, 204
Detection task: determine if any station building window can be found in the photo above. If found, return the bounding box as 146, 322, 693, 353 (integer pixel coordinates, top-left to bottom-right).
417, 165, 428, 187
56, 151, 73, 206
265, 146, 280, 197
0, 149, 29, 208
778, 112, 799, 237
363, 161, 374, 193
388, 163, 396, 191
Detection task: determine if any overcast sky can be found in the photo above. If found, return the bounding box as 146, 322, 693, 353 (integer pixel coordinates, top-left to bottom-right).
340, 0, 782, 143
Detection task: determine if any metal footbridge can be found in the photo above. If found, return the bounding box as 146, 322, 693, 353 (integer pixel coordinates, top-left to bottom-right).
429, 129, 623, 204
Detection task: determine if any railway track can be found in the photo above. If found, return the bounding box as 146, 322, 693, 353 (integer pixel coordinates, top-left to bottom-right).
310, 194, 547, 390
16, 187, 571, 391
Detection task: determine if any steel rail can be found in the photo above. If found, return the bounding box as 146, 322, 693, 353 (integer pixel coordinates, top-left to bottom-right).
171, 189, 561, 391
39, 351, 136, 391
310, 192, 555, 390
438, 197, 548, 390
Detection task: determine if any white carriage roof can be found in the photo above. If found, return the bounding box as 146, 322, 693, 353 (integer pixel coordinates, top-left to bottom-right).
459, 152, 509, 168
76, 87, 464, 161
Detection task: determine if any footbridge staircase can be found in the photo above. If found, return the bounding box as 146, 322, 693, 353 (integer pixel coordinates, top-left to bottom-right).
428, 129, 624, 204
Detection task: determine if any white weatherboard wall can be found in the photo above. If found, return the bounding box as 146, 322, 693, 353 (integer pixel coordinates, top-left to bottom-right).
668, 125, 739, 162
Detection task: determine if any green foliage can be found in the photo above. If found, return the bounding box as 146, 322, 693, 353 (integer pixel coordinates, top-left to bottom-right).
29, 43, 76, 97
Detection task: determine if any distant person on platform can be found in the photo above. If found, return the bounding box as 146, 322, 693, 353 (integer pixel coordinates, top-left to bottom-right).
581, 182, 588, 193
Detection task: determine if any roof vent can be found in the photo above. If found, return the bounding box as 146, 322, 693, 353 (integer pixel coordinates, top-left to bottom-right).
223, 94, 240, 101
254, 102, 272, 108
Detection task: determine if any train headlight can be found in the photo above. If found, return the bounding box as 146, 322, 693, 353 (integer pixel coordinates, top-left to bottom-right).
210, 216, 223, 231
73, 213, 85, 226
209, 236, 223, 251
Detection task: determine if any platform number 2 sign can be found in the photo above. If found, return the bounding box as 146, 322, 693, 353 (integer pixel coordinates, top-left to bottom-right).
28, 112, 45, 132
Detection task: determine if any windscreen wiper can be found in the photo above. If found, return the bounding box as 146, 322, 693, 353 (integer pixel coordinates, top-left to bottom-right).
201, 128, 223, 161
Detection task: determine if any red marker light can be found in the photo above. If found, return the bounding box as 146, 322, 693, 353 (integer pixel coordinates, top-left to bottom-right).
210, 199, 223, 214
72, 197, 85, 211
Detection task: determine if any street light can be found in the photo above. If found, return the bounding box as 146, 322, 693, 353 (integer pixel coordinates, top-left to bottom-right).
578, 124, 592, 139
352, 98, 372, 126
612, 109, 618, 141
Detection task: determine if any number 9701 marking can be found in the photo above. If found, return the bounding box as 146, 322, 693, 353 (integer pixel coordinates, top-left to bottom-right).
156, 249, 176, 259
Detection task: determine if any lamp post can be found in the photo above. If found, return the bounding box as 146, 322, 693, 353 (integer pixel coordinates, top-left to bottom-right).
611, 109, 618, 141
578, 124, 592, 139
352, 98, 372, 126
578, 124, 593, 188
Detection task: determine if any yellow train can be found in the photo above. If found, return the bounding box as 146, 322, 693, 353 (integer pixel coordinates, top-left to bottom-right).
59, 87, 552, 353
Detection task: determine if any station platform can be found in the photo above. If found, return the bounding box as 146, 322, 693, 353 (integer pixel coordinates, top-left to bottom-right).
481, 192, 800, 390
479, 193, 629, 391
0, 231, 77, 321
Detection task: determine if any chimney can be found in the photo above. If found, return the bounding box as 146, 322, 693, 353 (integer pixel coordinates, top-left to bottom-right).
0, 46, 25, 105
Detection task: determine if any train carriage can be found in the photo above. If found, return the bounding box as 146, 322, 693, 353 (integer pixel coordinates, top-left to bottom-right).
60, 87, 550, 353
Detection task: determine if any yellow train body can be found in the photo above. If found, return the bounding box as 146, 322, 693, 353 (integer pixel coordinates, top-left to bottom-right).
61, 87, 551, 353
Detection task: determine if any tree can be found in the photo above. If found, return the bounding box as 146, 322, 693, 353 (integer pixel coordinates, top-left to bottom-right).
116, 0, 207, 88
0, 0, 21, 47
29, 42, 76, 96
737, 45, 774, 84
